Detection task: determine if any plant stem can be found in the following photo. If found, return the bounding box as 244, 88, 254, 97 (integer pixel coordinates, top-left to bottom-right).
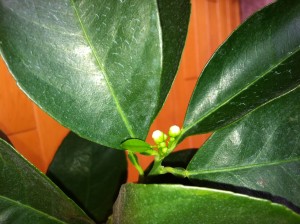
148, 157, 164, 175
162, 166, 189, 178
128, 152, 144, 176
148, 131, 185, 175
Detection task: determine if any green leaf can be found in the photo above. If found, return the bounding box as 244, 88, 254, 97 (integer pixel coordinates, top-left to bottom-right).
182, 0, 300, 138
186, 87, 300, 208
121, 138, 157, 155
155, 0, 191, 110
112, 184, 300, 224
47, 132, 127, 223
0, 139, 95, 224
162, 149, 197, 168
0, 0, 190, 149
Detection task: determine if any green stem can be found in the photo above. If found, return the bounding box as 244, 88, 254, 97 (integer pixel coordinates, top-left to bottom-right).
128, 152, 144, 176
163, 166, 189, 178
166, 131, 185, 156
148, 131, 186, 175
148, 157, 164, 175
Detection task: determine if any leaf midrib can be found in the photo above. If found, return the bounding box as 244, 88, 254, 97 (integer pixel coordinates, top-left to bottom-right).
183, 45, 300, 135
187, 156, 300, 176
0, 195, 67, 223
70, 0, 135, 137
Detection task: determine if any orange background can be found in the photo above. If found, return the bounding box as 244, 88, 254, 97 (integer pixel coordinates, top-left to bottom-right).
0, 0, 241, 182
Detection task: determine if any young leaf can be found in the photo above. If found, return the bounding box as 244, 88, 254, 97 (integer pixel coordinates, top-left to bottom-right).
187, 87, 300, 208
112, 184, 300, 224
0, 139, 95, 224
182, 0, 300, 139
0, 0, 190, 149
47, 132, 127, 223
121, 138, 157, 155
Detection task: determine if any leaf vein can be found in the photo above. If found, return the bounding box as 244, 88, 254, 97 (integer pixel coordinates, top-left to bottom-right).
188, 157, 300, 176
70, 0, 135, 137
0, 195, 67, 224
183, 46, 300, 135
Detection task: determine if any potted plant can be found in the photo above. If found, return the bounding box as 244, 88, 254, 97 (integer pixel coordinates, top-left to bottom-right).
0, 0, 299, 223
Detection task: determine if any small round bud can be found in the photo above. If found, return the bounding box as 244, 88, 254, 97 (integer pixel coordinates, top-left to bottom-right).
159, 142, 167, 148
152, 130, 165, 144
169, 137, 175, 142
168, 125, 181, 137
161, 147, 168, 154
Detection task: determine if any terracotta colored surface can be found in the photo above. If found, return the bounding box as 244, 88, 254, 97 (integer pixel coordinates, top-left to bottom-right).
240, 0, 274, 21
0, 0, 240, 181
0, 58, 69, 173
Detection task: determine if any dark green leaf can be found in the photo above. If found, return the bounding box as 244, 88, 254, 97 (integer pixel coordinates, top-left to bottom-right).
182, 0, 300, 138
155, 0, 191, 110
187, 87, 300, 208
121, 138, 156, 155
0, 139, 94, 224
112, 184, 300, 224
0, 0, 190, 149
0, 196, 66, 224
162, 149, 197, 168
47, 132, 127, 223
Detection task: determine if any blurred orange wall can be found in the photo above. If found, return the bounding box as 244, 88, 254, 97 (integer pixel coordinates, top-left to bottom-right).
0, 58, 69, 172
0, 0, 240, 181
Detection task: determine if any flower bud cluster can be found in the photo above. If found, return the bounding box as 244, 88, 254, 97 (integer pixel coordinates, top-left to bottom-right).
151, 125, 181, 156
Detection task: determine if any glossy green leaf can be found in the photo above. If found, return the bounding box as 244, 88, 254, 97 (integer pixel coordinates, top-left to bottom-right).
0, 139, 94, 224
121, 138, 157, 155
0, 196, 66, 224
182, 0, 300, 138
162, 149, 197, 168
155, 0, 191, 110
0, 0, 190, 149
112, 184, 300, 224
187, 87, 300, 208
47, 132, 127, 223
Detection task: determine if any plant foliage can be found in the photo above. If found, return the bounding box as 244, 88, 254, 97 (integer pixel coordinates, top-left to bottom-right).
0, 0, 300, 223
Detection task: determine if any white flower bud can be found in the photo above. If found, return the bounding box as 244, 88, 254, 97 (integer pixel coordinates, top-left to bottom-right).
168, 125, 181, 137
152, 130, 165, 144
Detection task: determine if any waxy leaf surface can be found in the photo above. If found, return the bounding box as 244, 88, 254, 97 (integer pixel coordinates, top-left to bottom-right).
0, 0, 190, 149
183, 0, 300, 138
155, 0, 191, 110
0, 139, 94, 224
187, 87, 300, 208
121, 138, 155, 155
0, 197, 66, 224
47, 132, 127, 223
112, 184, 300, 224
